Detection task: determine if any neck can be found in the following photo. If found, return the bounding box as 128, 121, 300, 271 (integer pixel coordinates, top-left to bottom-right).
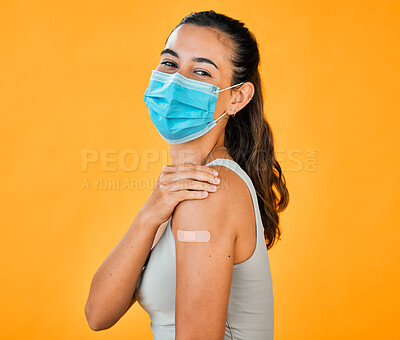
169, 135, 227, 166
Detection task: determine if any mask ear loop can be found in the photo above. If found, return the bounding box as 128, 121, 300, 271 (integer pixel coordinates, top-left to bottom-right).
213, 82, 244, 93
214, 111, 228, 122
213, 82, 244, 119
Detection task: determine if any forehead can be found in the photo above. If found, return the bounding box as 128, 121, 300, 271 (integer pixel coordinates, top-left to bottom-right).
165, 24, 234, 70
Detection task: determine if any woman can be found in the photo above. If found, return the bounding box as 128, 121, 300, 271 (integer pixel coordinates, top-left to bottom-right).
85, 10, 289, 340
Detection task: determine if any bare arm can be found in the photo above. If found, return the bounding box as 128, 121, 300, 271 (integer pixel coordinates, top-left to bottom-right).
84, 163, 219, 331
173, 165, 236, 340
85, 209, 159, 331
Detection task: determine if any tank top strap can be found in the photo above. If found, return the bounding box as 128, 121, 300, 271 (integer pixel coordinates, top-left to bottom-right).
205, 158, 261, 213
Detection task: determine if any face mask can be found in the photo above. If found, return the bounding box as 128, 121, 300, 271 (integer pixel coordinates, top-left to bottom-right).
143, 70, 243, 144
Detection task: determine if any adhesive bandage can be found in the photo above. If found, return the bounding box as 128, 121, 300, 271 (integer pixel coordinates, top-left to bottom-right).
177, 230, 211, 242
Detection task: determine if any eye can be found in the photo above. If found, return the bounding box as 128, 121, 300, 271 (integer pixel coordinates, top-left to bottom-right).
195, 70, 211, 77
160, 60, 178, 68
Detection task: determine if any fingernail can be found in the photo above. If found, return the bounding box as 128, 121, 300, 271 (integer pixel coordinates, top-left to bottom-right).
212, 170, 218, 176
202, 191, 208, 196
214, 177, 220, 184
210, 185, 217, 190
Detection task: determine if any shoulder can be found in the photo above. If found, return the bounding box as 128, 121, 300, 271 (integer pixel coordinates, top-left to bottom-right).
171, 163, 250, 240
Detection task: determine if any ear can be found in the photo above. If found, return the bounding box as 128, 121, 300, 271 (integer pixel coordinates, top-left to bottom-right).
226, 82, 255, 116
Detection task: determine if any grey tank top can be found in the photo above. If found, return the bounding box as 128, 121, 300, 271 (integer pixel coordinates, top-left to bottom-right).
135, 158, 274, 339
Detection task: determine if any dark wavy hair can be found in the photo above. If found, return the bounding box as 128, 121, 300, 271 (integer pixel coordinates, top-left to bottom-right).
167, 10, 289, 250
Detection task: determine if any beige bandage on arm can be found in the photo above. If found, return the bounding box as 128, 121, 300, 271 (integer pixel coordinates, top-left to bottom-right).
177, 229, 211, 242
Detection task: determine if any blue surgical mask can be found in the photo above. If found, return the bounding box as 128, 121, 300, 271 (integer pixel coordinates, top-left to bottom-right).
143, 70, 243, 144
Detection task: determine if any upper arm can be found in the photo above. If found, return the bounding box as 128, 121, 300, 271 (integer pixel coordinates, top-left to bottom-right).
125, 293, 137, 312
171, 165, 236, 340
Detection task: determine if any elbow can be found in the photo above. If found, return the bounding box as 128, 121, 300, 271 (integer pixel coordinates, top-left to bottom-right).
85, 301, 108, 331
87, 320, 102, 332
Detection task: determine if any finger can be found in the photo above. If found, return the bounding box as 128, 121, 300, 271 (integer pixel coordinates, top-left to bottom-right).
161, 164, 177, 174
169, 179, 217, 192
164, 169, 220, 186
172, 163, 219, 177
174, 189, 209, 202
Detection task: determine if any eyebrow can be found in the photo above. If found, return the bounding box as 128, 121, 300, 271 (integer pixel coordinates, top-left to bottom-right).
160, 48, 219, 70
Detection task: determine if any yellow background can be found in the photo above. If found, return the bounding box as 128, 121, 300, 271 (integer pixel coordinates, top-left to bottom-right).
1, 1, 399, 339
